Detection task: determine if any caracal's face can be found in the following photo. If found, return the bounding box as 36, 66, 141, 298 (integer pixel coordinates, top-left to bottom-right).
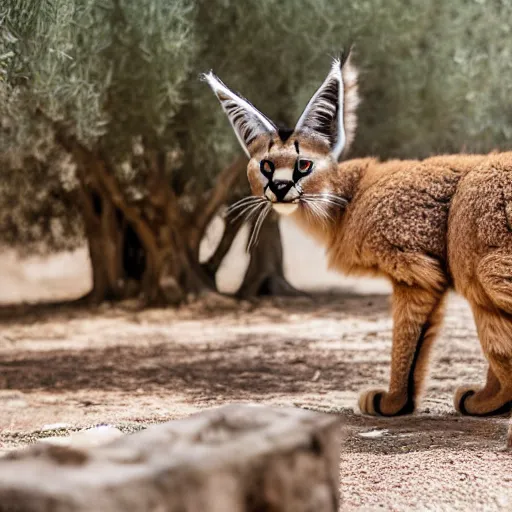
204, 50, 358, 243
246, 133, 338, 216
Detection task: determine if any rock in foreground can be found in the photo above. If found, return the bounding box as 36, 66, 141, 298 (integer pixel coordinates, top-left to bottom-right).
0, 404, 341, 512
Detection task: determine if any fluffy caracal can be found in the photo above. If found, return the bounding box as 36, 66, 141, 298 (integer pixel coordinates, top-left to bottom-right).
204, 52, 512, 439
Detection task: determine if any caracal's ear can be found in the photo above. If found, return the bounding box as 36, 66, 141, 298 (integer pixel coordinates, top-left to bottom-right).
294, 49, 359, 161
202, 72, 278, 158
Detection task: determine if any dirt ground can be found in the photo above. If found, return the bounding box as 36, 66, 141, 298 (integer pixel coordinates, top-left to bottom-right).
0, 291, 511, 511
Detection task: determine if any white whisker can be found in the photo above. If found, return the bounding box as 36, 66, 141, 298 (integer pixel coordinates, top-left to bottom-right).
311, 201, 331, 222
229, 195, 263, 206
247, 202, 271, 252
245, 202, 267, 223
227, 196, 264, 215
316, 199, 347, 208
230, 200, 265, 223
303, 193, 348, 207
248, 208, 266, 251
300, 194, 344, 229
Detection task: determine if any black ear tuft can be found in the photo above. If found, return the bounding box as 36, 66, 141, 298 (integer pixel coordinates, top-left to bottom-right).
294, 48, 359, 160
339, 44, 354, 68
277, 127, 294, 142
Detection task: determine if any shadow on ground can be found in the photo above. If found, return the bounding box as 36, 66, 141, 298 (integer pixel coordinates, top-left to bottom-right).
1, 293, 511, 511
0, 292, 389, 324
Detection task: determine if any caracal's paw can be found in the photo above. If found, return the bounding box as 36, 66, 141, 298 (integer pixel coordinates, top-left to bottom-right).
454, 385, 512, 416
358, 389, 415, 416
453, 385, 477, 414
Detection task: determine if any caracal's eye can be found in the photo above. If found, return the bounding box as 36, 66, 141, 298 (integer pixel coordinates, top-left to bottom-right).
260, 159, 274, 178
298, 159, 313, 174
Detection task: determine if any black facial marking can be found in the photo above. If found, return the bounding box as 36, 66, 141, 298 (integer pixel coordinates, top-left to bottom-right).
294, 140, 299, 154
260, 159, 274, 179
277, 127, 294, 142
339, 46, 352, 67
268, 139, 274, 151
292, 158, 313, 183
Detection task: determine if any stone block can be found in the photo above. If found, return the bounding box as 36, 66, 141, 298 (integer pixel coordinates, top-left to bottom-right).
0, 404, 341, 512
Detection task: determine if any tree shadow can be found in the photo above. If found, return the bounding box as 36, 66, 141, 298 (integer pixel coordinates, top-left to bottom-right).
1, 335, 506, 454
0, 292, 390, 325
0, 336, 369, 396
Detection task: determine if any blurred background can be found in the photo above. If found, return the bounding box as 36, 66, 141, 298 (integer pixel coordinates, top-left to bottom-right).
1, 0, 511, 305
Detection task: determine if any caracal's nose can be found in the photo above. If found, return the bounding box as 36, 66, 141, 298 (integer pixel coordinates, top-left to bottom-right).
268, 179, 294, 202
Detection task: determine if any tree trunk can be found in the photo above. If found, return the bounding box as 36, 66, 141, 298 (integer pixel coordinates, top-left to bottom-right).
48, 117, 222, 307
78, 185, 145, 304
76, 182, 122, 303
74, 150, 214, 307
237, 212, 302, 299
51, 116, 300, 307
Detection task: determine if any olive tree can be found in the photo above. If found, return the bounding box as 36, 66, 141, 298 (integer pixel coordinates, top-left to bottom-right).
1, 0, 511, 305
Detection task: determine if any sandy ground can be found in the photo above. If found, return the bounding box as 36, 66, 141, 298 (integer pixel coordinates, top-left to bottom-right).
0, 223, 511, 511
0, 292, 511, 511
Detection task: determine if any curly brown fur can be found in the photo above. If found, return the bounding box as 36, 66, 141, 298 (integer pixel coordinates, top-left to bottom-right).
306, 153, 512, 422
205, 52, 512, 446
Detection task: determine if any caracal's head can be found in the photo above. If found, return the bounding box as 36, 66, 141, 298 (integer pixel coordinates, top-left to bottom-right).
203, 51, 359, 232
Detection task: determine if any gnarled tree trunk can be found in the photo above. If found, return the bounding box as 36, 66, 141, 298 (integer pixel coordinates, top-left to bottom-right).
61, 132, 251, 305
51, 112, 300, 306
53, 132, 204, 306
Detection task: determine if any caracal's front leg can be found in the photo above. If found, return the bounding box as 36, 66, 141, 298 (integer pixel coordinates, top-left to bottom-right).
359, 283, 447, 416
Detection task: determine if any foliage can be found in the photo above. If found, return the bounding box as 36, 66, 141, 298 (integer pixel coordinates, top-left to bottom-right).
0, 0, 197, 252
0, 0, 512, 254
351, 0, 512, 158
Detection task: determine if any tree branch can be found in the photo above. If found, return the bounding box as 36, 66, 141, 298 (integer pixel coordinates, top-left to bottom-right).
188, 155, 246, 254
202, 214, 244, 280
94, 153, 162, 260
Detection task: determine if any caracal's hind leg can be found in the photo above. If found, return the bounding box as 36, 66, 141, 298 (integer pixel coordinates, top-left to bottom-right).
454, 364, 500, 409
453, 364, 511, 416
455, 252, 512, 415
359, 283, 447, 416
455, 306, 512, 415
